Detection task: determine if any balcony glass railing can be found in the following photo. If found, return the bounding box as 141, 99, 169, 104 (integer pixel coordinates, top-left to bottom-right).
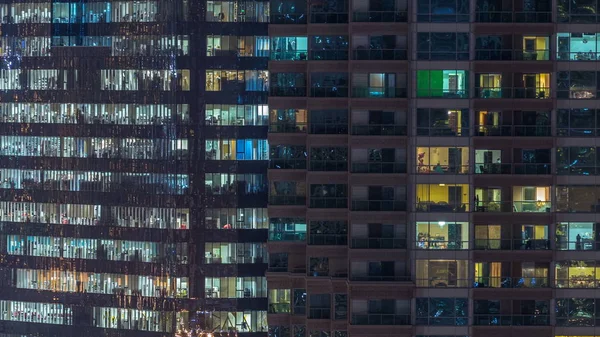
513, 200, 551, 212
351, 314, 410, 325
417, 278, 469, 287
351, 124, 407, 136
311, 86, 349, 98
310, 123, 348, 134
474, 87, 550, 99
475, 49, 550, 61
351, 200, 406, 211
269, 159, 307, 170
474, 163, 551, 174
309, 198, 348, 208
473, 276, 549, 288
271, 50, 308, 61
556, 277, 600, 288
270, 14, 307, 24
416, 164, 469, 174
310, 12, 348, 24
350, 275, 411, 282
475, 11, 551, 22
351, 162, 406, 174
351, 237, 406, 249
269, 123, 308, 133
556, 239, 597, 251
416, 202, 469, 212
557, 51, 600, 61
474, 238, 551, 250
308, 234, 348, 246
353, 49, 407, 60
270, 87, 307, 97
352, 87, 407, 98
473, 314, 550, 326
269, 195, 306, 206
352, 11, 408, 22
417, 89, 468, 98
475, 125, 551, 137
268, 303, 291, 313
415, 240, 469, 250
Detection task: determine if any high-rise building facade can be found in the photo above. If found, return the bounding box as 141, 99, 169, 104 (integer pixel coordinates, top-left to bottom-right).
266, 1, 600, 337
0, 1, 269, 336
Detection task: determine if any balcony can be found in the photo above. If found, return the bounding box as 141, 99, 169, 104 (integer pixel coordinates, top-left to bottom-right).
475, 49, 550, 61
351, 314, 410, 325
474, 87, 550, 99
270, 87, 307, 97
351, 200, 406, 211
351, 162, 406, 174
416, 240, 469, 250
311, 86, 349, 98
474, 163, 551, 174
352, 87, 407, 98
475, 11, 552, 22
473, 276, 549, 288
474, 238, 550, 250
351, 124, 407, 136
269, 159, 307, 170
513, 201, 551, 213
475, 125, 551, 137
309, 198, 348, 209
352, 11, 408, 22
417, 164, 469, 175
351, 237, 406, 249
353, 49, 407, 60
416, 202, 469, 213
271, 50, 308, 61
269, 123, 307, 133
473, 314, 550, 326
350, 275, 411, 282
309, 234, 348, 245
269, 195, 306, 206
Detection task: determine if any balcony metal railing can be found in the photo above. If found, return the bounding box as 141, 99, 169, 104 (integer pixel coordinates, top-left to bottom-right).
309, 123, 349, 135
